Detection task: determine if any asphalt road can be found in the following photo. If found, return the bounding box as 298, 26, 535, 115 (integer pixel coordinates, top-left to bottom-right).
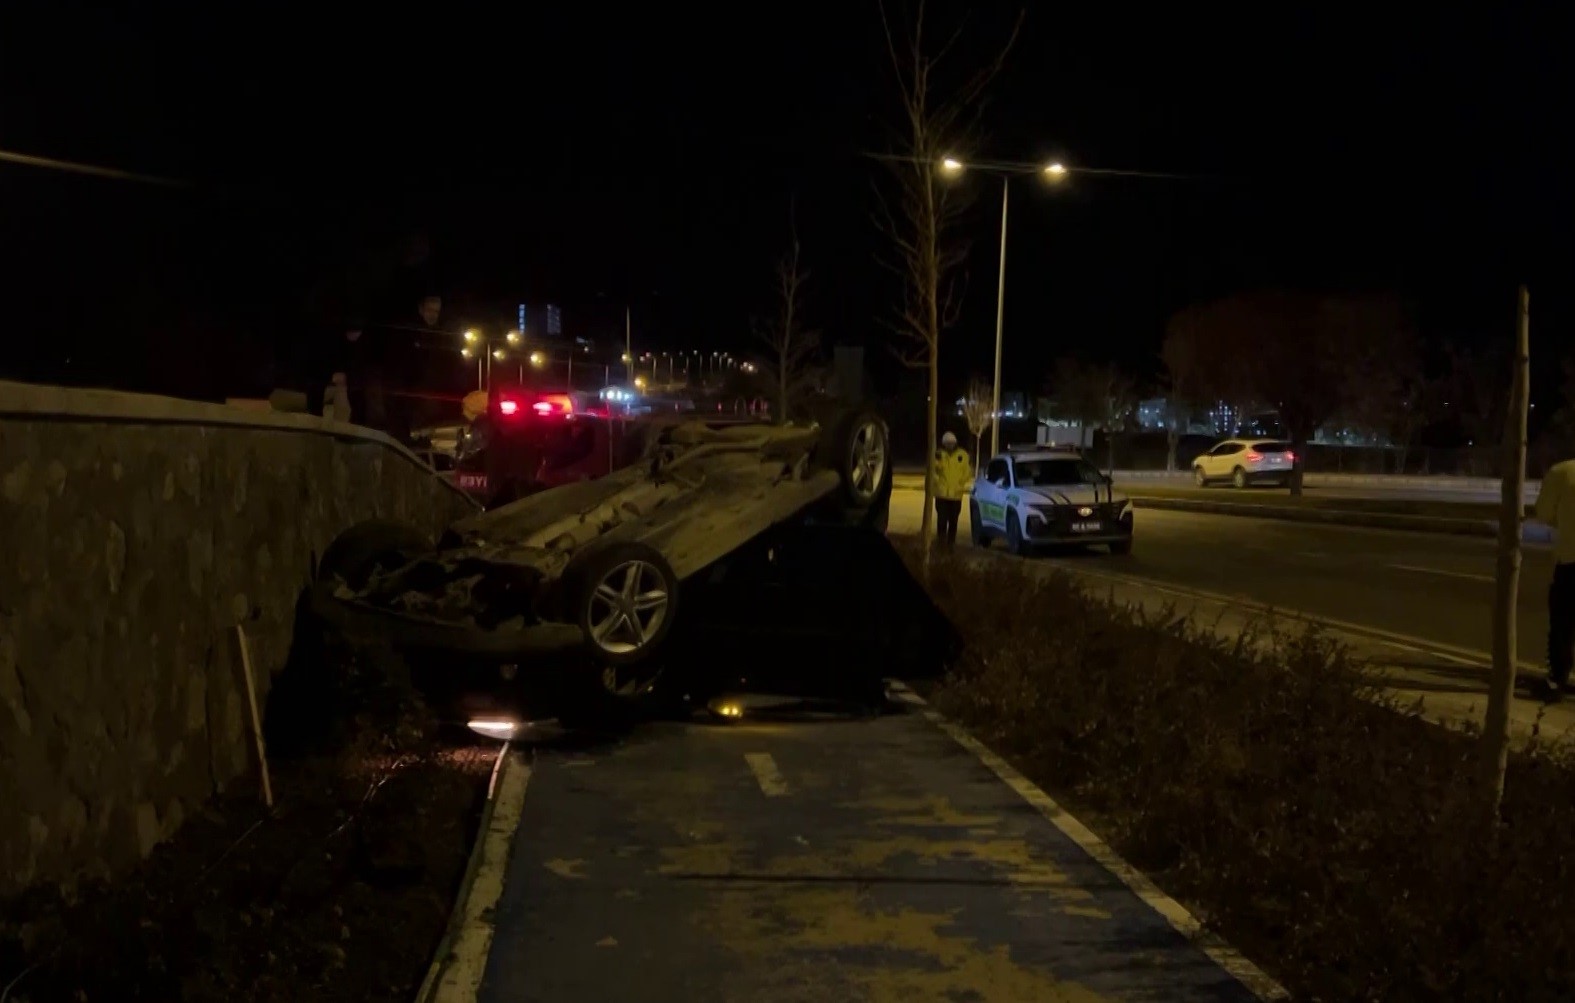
889, 488, 1554, 667
479, 708, 1262, 1002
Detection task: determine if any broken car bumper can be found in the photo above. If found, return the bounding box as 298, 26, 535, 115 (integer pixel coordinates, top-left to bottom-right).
308, 582, 584, 659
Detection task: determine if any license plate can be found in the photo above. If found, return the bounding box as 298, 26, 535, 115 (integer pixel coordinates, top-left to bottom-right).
458, 473, 488, 491
1071, 520, 1102, 533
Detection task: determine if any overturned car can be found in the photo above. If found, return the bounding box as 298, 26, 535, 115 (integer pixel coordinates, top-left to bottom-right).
308, 409, 896, 725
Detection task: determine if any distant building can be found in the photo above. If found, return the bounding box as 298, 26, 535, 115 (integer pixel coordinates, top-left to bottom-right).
1136, 398, 1167, 429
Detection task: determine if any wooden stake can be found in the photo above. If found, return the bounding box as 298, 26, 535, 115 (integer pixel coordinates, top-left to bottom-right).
1481, 284, 1530, 819
234, 624, 274, 808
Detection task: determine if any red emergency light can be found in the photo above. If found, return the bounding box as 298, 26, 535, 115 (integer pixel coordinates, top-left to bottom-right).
496, 391, 573, 419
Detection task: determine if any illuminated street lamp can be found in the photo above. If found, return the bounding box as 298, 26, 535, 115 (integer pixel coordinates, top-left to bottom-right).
492, 348, 506, 361
505, 330, 522, 345
634, 375, 647, 391
529, 351, 545, 367
460, 346, 474, 359
939, 154, 1070, 457
463, 329, 478, 343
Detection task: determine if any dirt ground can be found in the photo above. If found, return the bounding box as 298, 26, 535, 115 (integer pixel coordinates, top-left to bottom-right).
0, 736, 493, 1003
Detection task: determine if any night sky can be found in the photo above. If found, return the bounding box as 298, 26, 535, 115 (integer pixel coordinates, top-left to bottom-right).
2, 4, 1571, 403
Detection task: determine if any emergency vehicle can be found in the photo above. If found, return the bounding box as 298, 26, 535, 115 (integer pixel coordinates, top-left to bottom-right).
970, 446, 1133, 554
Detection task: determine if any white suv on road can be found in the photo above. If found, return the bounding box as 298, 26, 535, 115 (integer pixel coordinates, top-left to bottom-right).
1192, 439, 1295, 488
971, 449, 1133, 555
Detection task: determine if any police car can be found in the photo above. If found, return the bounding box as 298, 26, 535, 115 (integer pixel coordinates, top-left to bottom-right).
970, 447, 1133, 555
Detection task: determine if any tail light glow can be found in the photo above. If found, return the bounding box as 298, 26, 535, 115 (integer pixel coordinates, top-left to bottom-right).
497, 399, 520, 416
530, 393, 575, 417
1244, 450, 1262, 462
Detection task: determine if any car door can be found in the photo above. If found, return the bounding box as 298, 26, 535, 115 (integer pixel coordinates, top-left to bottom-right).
1202, 441, 1238, 478
977, 457, 1011, 528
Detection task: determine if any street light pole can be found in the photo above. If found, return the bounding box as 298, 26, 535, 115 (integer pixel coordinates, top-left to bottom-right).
990, 175, 1009, 458
940, 157, 1067, 458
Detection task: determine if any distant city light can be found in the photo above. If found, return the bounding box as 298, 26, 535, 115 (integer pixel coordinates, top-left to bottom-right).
529, 351, 545, 367
463, 329, 478, 343
506, 330, 521, 345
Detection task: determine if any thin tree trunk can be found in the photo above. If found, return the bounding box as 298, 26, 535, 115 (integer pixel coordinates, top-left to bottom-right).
1166, 427, 1178, 473
922, 355, 937, 547
1289, 432, 1308, 496
1480, 284, 1531, 822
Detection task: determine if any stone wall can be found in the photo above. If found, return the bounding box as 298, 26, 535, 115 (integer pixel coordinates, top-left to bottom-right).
0, 381, 478, 894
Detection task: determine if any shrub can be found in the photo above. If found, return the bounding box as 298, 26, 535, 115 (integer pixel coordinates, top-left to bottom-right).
909, 547, 1575, 1001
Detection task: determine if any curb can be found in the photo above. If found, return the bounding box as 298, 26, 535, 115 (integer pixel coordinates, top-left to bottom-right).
1128, 496, 1554, 543
887, 680, 1289, 1001
890, 476, 1552, 542
415, 745, 531, 1003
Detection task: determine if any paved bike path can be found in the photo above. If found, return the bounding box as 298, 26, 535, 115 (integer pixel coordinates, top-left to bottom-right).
478, 706, 1268, 1002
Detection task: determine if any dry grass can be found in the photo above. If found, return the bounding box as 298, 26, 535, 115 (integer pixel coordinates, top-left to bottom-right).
907, 545, 1575, 1001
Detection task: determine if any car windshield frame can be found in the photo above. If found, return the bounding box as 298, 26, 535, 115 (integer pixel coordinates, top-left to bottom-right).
1013, 458, 1105, 488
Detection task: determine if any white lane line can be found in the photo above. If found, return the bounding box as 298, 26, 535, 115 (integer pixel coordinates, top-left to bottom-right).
422, 748, 532, 1003
1387, 562, 1495, 584
887, 681, 1288, 1001
744, 753, 789, 797
1037, 559, 1541, 673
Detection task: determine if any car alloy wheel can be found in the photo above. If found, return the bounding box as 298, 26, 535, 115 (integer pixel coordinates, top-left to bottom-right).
586, 559, 670, 657
1194, 466, 1207, 487
847, 419, 888, 506
1233, 467, 1248, 489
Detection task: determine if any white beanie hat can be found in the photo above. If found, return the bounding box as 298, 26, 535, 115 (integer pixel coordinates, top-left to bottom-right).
941, 431, 958, 448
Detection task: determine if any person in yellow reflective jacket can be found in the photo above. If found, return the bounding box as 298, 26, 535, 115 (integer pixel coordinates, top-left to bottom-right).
1536, 458, 1575, 700
930, 431, 972, 547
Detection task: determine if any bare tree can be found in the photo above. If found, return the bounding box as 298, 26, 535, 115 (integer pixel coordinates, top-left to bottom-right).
753, 202, 820, 423
1161, 306, 1206, 472
1179, 290, 1408, 495
873, 0, 1020, 546
1448, 343, 1508, 474
962, 374, 993, 477
1048, 358, 1135, 473
1338, 331, 1438, 472
1481, 285, 1530, 824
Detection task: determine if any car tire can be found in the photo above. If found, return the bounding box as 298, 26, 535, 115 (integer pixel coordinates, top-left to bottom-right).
1109, 538, 1133, 556
1005, 508, 1029, 556
969, 500, 988, 548
820, 409, 892, 510
1193, 466, 1207, 487
316, 520, 431, 589
563, 541, 679, 669
1232, 467, 1248, 489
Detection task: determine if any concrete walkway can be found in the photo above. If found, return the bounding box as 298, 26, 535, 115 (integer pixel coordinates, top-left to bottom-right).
478, 704, 1268, 1002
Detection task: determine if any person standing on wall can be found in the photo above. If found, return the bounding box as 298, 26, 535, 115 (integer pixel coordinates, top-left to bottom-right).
931, 431, 972, 549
